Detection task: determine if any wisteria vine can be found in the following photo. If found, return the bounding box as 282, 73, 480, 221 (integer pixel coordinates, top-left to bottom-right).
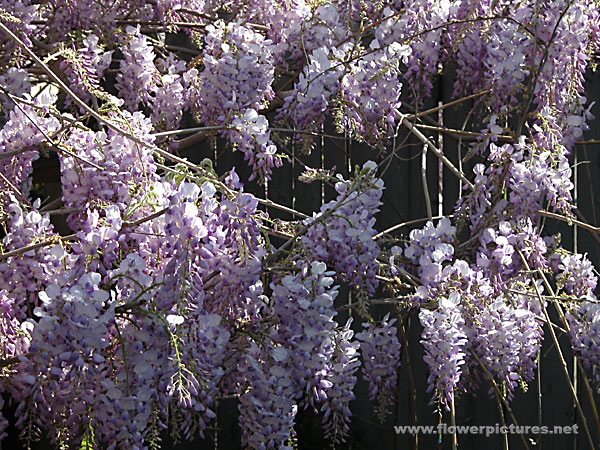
0, 0, 599, 449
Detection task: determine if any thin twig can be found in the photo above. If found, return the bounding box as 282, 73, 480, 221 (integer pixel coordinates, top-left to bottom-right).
335, 297, 407, 312
404, 90, 491, 119
2, 93, 80, 125
374, 215, 453, 239
518, 251, 596, 449
0, 355, 21, 369
257, 198, 310, 220
470, 350, 531, 450
537, 209, 600, 236
0, 353, 36, 369
400, 115, 474, 191
449, 393, 458, 450
115, 19, 206, 29
154, 125, 349, 141
262, 178, 370, 268
493, 389, 509, 450
45, 207, 81, 216
39, 197, 63, 212
122, 208, 168, 229
0, 234, 75, 261
0, 170, 29, 205
572, 208, 600, 247
0, 204, 169, 261
412, 122, 513, 142
534, 268, 600, 442
0, 144, 40, 161
421, 144, 433, 221
399, 316, 419, 450
152, 125, 228, 137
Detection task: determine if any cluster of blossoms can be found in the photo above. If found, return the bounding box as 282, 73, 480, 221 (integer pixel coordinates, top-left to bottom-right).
258, 261, 359, 444
151, 57, 196, 132
229, 109, 282, 182
0, 92, 59, 204
456, 135, 574, 234
10, 272, 117, 447
189, 180, 268, 322
0, 201, 66, 320
403, 217, 456, 285
0, 287, 30, 443
282, 8, 412, 148
356, 314, 402, 420
237, 261, 338, 447
282, 3, 349, 64
191, 20, 275, 122
475, 218, 549, 282
237, 341, 297, 449
558, 253, 598, 298
375, 2, 453, 101
235, 0, 309, 65
414, 263, 544, 405
338, 39, 409, 146
60, 34, 113, 110
532, 0, 599, 146
190, 19, 279, 180
0, 0, 37, 55
148, 0, 208, 26
466, 296, 542, 400
419, 293, 468, 409
405, 216, 546, 406
566, 300, 600, 387
516, 130, 574, 216
116, 26, 160, 110
38, 0, 149, 42
1, 0, 600, 448
320, 320, 360, 443
270, 262, 339, 411
1, 185, 242, 449
446, 0, 599, 151
301, 161, 383, 294
59, 110, 158, 229
0, 289, 29, 363
479, 6, 531, 111
0, 67, 30, 111
282, 46, 346, 149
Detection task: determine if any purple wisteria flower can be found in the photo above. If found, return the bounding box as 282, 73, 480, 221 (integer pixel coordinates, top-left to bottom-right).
420, 293, 468, 410
60, 110, 158, 230
0, 201, 68, 320
301, 161, 383, 294
0, 93, 59, 205
566, 300, 600, 387
0, 67, 30, 111
356, 313, 402, 421
238, 342, 297, 450
466, 297, 542, 399
321, 319, 360, 444
270, 261, 338, 408
405, 217, 456, 286
558, 253, 598, 298
115, 26, 159, 110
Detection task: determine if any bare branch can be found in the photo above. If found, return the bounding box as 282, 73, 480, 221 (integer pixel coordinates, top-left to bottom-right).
400, 115, 475, 191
